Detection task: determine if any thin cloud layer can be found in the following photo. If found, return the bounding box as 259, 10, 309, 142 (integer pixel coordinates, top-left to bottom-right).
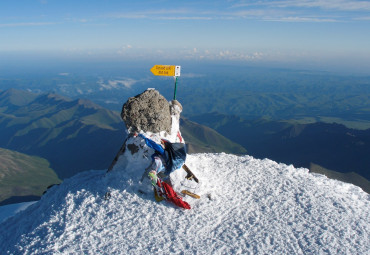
105, 0, 370, 22
0, 22, 56, 28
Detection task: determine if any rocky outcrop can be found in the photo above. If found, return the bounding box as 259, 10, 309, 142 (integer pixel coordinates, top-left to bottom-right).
108, 89, 185, 174
121, 89, 172, 133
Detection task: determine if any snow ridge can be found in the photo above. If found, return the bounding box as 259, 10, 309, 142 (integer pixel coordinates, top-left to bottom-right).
0, 153, 369, 254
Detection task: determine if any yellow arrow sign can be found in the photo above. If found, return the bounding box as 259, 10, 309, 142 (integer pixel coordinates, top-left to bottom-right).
150, 65, 181, 77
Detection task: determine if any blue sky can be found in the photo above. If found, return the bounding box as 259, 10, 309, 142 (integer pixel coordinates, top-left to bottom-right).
1, 0, 370, 73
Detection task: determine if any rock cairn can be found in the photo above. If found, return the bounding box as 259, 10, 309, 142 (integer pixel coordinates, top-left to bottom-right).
121, 89, 172, 133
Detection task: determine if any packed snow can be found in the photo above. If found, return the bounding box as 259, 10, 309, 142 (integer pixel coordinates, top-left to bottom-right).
0, 153, 369, 254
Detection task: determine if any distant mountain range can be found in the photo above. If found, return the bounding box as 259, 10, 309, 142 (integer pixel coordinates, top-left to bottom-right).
2, 66, 370, 125
0, 89, 126, 180
1, 88, 369, 203
0, 89, 245, 204
189, 112, 370, 193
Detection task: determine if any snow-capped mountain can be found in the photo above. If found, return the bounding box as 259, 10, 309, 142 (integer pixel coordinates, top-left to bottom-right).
1, 89, 369, 254
0, 152, 369, 254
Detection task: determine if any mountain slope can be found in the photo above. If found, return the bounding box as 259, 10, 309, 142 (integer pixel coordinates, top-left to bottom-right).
0, 153, 368, 254
0, 148, 61, 205
0, 89, 247, 180
0, 89, 126, 179
0, 88, 38, 108
180, 117, 247, 154
310, 163, 370, 194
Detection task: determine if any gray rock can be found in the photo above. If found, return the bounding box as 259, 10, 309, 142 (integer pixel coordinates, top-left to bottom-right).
121, 89, 172, 133
127, 143, 139, 155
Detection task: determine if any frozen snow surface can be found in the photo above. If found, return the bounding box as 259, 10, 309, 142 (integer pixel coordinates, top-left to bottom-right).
0, 153, 369, 254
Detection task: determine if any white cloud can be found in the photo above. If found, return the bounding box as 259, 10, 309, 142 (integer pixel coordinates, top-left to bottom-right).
229, 0, 370, 22
265, 16, 337, 22
0, 22, 56, 28
214, 50, 264, 61
117, 45, 134, 55
353, 16, 370, 20
233, 0, 370, 11
108, 79, 135, 89
104, 100, 120, 105
106, 9, 210, 20
182, 73, 206, 78
156, 16, 212, 20
104, 1, 370, 24
98, 78, 148, 90
124, 47, 267, 62
276, 0, 370, 11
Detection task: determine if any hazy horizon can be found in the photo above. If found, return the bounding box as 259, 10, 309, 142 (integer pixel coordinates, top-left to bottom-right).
1, 0, 370, 75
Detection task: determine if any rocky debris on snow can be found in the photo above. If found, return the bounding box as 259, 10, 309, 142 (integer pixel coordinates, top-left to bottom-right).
121, 89, 172, 133
127, 143, 139, 155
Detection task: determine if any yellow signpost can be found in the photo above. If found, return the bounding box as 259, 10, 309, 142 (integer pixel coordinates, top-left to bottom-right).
150, 65, 181, 77
150, 65, 181, 100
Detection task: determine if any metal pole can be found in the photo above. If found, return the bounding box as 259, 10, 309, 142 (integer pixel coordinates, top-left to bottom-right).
173, 76, 178, 100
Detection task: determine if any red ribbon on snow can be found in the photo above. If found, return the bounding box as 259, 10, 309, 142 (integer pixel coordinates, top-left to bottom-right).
157, 179, 190, 210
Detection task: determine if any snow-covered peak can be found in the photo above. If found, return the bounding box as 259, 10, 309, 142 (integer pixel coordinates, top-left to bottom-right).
0, 153, 369, 254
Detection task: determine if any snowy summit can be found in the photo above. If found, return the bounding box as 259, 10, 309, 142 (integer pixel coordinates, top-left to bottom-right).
0, 89, 369, 254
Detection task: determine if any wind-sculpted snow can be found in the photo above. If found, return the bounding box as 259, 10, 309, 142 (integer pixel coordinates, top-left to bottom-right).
0, 154, 369, 254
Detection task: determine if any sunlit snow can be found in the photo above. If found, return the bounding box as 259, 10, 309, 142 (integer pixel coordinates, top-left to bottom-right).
0, 153, 369, 254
